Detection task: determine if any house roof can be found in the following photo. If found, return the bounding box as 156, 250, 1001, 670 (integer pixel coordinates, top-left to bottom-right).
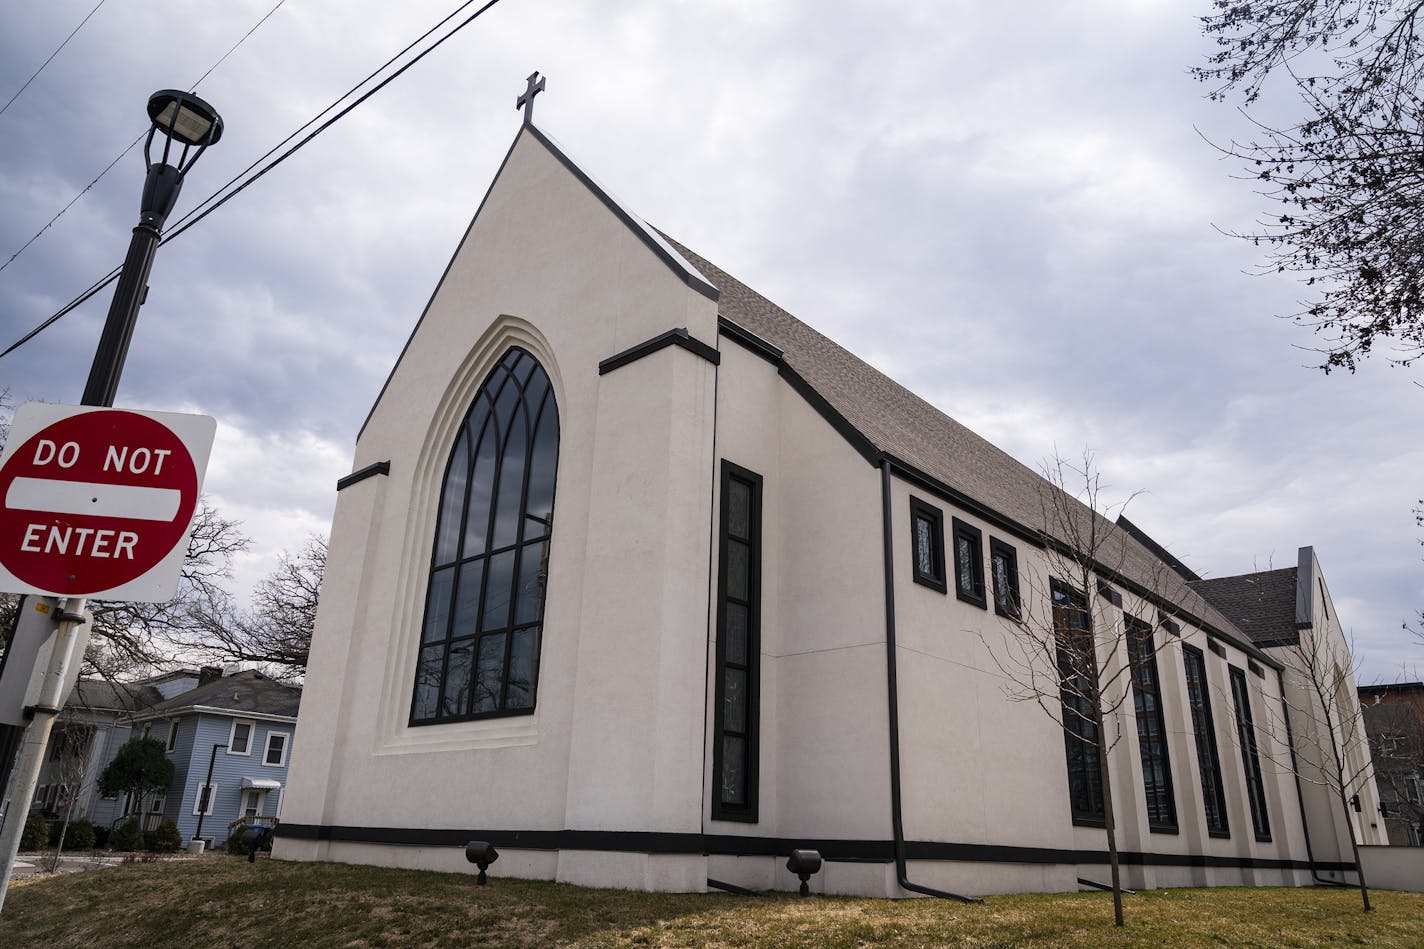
662, 235, 1274, 665
1188, 568, 1301, 647
134, 670, 300, 721
68, 678, 166, 715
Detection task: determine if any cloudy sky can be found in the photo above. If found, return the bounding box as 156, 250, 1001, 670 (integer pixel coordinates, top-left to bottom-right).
1, 0, 1419, 681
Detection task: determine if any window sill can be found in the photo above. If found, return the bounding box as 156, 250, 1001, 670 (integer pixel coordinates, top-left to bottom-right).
913, 574, 947, 595
1208, 829, 1232, 839
1149, 824, 1179, 835
1071, 816, 1107, 829
956, 589, 988, 610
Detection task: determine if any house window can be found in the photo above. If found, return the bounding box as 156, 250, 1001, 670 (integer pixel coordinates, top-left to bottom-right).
909, 498, 946, 593
951, 518, 986, 608
411, 347, 560, 725
713, 461, 762, 822
989, 537, 1021, 619
1229, 665, 1272, 842
1182, 644, 1230, 837
1126, 616, 1176, 833
193, 783, 216, 816
240, 789, 262, 819
166, 720, 179, 753
228, 720, 254, 756
263, 732, 289, 767
1053, 579, 1103, 825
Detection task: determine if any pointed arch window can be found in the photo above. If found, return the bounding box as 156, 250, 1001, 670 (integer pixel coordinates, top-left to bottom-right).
411, 347, 560, 725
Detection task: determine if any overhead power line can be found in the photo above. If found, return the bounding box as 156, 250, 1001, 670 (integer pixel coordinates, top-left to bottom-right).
0, 0, 110, 118
0, 0, 286, 278
1, 0, 507, 361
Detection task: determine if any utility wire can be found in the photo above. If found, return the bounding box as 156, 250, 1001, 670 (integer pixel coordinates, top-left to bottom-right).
0, 0, 109, 118
0, 0, 286, 278
1, 0, 506, 361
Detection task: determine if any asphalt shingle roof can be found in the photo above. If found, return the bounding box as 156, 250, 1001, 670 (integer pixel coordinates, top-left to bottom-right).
139, 670, 300, 720
662, 236, 1267, 659
1189, 568, 1301, 646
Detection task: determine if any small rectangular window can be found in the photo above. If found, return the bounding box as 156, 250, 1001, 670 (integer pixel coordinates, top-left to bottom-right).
263, 732, 289, 767
228, 720, 254, 756
909, 498, 946, 593
951, 518, 986, 608
193, 783, 216, 816
989, 538, 1021, 619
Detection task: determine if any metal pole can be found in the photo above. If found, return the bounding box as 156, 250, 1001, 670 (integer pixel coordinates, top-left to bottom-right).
79, 221, 163, 408
193, 743, 225, 844
0, 599, 87, 911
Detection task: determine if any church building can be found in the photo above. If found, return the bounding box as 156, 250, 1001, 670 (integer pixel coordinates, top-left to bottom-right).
274, 85, 1384, 897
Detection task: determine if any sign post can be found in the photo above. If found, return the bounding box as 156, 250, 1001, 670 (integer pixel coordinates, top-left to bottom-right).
0, 403, 213, 908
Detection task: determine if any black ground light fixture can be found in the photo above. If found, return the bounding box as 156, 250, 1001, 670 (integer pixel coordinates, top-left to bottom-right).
81, 89, 223, 408
786, 849, 822, 897
465, 840, 499, 885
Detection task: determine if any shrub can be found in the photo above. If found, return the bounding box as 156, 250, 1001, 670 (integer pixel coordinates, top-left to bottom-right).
47, 818, 63, 846
147, 820, 182, 853
92, 825, 110, 850
110, 817, 142, 851
65, 819, 96, 851
19, 814, 50, 851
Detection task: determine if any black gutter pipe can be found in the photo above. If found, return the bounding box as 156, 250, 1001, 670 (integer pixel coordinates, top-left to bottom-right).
1276, 669, 1347, 887
880, 462, 982, 904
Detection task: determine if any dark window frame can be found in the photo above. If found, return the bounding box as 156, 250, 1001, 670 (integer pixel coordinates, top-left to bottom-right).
1126, 615, 1178, 834
1229, 665, 1272, 842
951, 517, 987, 609
410, 347, 560, 727
1053, 578, 1104, 827
712, 460, 762, 823
989, 537, 1021, 619
909, 497, 947, 593
1182, 643, 1231, 838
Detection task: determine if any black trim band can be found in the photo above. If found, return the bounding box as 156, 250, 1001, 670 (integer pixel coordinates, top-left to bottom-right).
336, 460, 391, 491
717, 316, 783, 364
598, 327, 720, 376
275, 823, 1347, 873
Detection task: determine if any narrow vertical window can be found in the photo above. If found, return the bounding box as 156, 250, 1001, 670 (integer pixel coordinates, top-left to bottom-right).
989, 537, 1021, 619
1230, 665, 1272, 842
1054, 579, 1103, 825
713, 461, 761, 822
411, 347, 560, 725
1183, 644, 1230, 837
951, 518, 986, 608
909, 498, 946, 593
1126, 616, 1177, 832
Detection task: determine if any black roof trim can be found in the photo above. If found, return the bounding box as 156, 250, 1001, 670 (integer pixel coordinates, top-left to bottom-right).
1116, 515, 1201, 582
598, 327, 719, 376
718, 315, 784, 364
336, 460, 390, 492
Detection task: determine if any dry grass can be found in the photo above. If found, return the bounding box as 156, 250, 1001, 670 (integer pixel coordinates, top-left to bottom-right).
1, 856, 1421, 948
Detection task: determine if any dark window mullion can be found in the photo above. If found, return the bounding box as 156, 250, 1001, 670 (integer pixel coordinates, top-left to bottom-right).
499, 392, 536, 708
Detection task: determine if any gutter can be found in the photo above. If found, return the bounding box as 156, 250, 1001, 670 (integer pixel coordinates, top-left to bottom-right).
880, 462, 982, 904
1276, 668, 1345, 887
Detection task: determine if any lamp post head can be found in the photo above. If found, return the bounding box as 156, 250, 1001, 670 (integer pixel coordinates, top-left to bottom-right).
138, 90, 222, 229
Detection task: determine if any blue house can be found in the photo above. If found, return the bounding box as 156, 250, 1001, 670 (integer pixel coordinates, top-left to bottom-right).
127, 669, 301, 845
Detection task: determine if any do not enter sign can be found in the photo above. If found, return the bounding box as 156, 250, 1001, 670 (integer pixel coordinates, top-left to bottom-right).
0, 403, 216, 602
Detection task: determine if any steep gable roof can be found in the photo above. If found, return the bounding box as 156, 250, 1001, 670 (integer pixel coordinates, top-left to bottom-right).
663, 236, 1276, 666
1190, 568, 1302, 647
134, 670, 300, 721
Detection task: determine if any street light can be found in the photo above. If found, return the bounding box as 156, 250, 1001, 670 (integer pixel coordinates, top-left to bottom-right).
81, 89, 223, 408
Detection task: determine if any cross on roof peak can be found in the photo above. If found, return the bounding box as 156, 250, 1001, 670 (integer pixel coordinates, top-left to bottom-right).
517, 71, 546, 125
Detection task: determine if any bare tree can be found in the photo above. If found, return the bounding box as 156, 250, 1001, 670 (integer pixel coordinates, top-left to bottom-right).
45, 722, 94, 871
1194, 1, 1424, 371
182, 535, 325, 677
983, 451, 1172, 928
1267, 626, 1378, 909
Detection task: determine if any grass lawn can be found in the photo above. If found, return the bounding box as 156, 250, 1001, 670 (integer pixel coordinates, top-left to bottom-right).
1, 856, 1421, 948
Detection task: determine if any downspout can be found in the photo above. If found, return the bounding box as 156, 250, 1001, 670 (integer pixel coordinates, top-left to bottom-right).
880, 461, 981, 903
1276, 668, 1344, 887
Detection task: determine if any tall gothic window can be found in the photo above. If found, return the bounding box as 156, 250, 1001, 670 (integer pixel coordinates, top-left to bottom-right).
410, 348, 560, 725
1054, 579, 1104, 825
